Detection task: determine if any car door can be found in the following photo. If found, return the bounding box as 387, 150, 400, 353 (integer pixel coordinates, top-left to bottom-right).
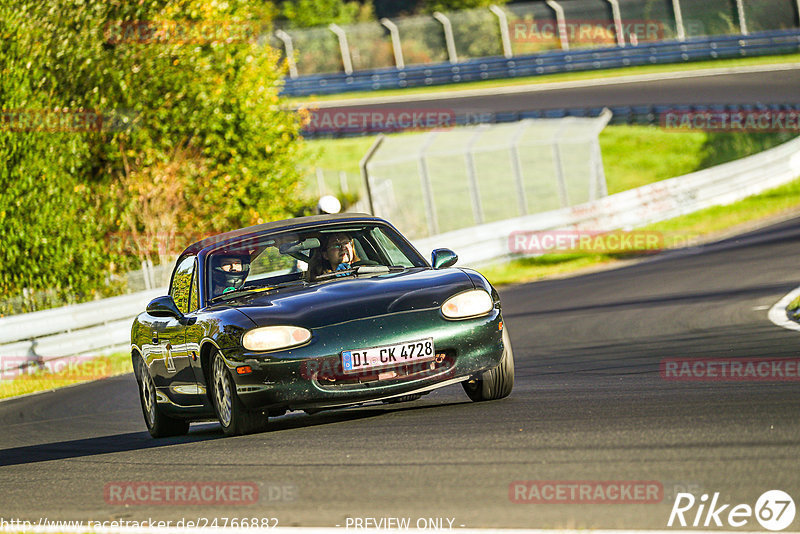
151, 256, 199, 406
184, 264, 211, 406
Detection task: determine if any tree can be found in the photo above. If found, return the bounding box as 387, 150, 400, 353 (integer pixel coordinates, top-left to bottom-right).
279, 0, 371, 28
0, 0, 313, 312
419, 0, 509, 14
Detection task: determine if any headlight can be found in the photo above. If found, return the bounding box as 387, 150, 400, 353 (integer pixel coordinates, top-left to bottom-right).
242, 326, 311, 351
441, 289, 494, 319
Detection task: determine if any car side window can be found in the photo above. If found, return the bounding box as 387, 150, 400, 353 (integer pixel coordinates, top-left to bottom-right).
170, 256, 195, 314
189, 266, 199, 313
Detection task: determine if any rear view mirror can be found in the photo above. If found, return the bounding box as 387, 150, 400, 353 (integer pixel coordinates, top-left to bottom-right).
431, 249, 458, 269
279, 238, 321, 254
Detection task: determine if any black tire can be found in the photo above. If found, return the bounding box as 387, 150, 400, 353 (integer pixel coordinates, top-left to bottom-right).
210, 351, 267, 436
136, 356, 190, 438
462, 327, 515, 402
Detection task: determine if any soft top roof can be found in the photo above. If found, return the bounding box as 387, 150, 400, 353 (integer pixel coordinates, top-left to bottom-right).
178, 213, 381, 258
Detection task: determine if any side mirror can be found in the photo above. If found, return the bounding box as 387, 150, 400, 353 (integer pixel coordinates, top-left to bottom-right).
146, 296, 184, 319
431, 248, 458, 270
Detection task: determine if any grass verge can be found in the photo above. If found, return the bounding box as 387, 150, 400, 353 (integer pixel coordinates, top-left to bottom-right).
480, 176, 800, 286
306, 127, 795, 199
0, 352, 131, 400
288, 53, 800, 105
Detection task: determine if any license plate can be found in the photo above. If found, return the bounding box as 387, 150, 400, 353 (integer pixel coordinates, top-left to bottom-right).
342, 338, 435, 374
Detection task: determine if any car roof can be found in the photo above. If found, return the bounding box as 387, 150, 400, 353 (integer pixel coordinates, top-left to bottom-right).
178, 213, 382, 258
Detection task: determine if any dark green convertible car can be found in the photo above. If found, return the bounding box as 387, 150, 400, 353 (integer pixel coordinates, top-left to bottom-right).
131, 214, 514, 437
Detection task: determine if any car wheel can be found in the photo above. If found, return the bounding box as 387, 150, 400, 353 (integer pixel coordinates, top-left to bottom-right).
462, 327, 515, 402
211, 351, 267, 436
136, 356, 190, 438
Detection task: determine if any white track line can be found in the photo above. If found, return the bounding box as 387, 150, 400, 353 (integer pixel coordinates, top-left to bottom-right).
768, 285, 800, 332
298, 63, 800, 109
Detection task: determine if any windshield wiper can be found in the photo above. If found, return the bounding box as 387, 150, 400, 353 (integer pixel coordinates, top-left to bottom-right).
210, 280, 306, 303
315, 268, 358, 281
315, 265, 407, 282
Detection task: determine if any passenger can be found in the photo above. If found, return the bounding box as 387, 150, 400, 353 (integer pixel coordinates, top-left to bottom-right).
211, 254, 250, 296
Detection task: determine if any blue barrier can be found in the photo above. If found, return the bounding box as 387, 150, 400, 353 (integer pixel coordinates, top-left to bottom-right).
283, 29, 800, 97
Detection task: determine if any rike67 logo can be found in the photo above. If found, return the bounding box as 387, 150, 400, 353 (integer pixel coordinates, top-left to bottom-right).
668, 490, 795, 531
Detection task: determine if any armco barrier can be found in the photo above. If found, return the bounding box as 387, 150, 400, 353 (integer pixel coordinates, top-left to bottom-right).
282, 30, 800, 97
301, 103, 800, 139
411, 134, 800, 265
0, 289, 164, 367
2, 134, 799, 365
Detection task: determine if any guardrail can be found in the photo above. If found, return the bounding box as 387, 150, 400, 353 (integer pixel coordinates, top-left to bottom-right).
412, 132, 800, 265
301, 102, 800, 139
0, 289, 164, 367
3, 133, 800, 366
282, 30, 800, 97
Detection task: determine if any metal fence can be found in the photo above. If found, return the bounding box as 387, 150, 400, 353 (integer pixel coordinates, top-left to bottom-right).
364, 112, 612, 239
274, 0, 800, 78
283, 29, 800, 96
412, 129, 800, 266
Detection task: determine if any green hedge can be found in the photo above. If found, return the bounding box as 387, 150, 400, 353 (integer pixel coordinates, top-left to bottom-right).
0, 0, 311, 314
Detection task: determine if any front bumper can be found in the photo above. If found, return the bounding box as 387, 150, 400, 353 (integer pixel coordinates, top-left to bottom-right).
220, 308, 504, 412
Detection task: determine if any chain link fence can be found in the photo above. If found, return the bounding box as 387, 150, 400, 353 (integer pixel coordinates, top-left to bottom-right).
363, 112, 612, 239
274, 0, 800, 77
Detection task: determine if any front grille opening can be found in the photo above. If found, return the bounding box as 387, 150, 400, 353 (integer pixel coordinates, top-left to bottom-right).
311, 351, 456, 388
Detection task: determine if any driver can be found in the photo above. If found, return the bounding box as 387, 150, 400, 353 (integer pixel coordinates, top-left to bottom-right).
211, 254, 250, 296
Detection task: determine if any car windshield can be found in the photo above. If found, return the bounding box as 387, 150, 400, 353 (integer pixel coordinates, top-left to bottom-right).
205, 224, 425, 302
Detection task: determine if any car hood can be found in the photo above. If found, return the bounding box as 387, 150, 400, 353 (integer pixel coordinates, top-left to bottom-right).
217, 268, 475, 328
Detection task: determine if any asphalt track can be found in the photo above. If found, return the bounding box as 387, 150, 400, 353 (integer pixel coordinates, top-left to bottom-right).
2, 216, 800, 530
310, 66, 800, 115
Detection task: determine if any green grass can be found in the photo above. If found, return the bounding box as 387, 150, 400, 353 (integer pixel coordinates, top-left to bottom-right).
0, 352, 131, 399
480, 176, 800, 287
645, 177, 800, 236
307, 136, 380, 175
288, 53, 800, 105
306, 126, 793, 200
599, 126, 708, 193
